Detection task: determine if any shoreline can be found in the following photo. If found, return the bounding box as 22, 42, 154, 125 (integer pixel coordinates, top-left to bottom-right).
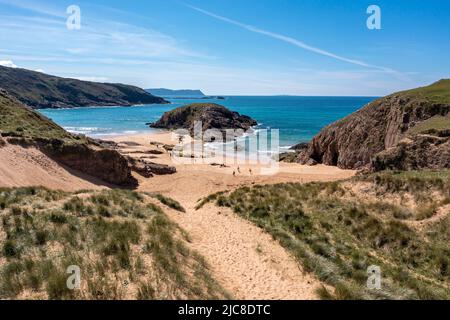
109, 131, 356, 185
97, 127, 297, 153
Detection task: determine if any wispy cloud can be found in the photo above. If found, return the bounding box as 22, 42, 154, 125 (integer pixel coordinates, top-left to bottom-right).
0, 0, 211, 62
72, 76, 109, 82
0, 0, 65, 17
185, 4, 408, 81
0, 17, 210, 69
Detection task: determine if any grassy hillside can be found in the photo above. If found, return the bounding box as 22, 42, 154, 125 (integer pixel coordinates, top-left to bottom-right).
198, 170, 450, 299
0, 89, 77, 142
399, 79, 450, 104
0, 89, 135, 186
0, 66, 167, 109
407, 115, 450, 134
0, 187, 228, 299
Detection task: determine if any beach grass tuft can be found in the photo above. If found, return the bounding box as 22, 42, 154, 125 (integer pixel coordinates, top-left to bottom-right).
147, 193, 186, 213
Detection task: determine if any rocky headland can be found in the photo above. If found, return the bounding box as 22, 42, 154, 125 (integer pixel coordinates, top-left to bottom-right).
0, 66, 168, 109
288, 79, 450, 171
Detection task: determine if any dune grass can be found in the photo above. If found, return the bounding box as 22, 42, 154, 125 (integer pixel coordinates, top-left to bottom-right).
0, 187, 228, 300
149, 193, 186, 213
199, 170, 450, 299
0, 91, 80, 143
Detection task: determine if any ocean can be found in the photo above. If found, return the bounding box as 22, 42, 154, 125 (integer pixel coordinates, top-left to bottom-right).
38, 96, 377, 148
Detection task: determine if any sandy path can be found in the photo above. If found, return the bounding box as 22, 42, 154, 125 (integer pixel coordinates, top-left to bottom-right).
166, 202, 320, 299
113, 132, 355, 299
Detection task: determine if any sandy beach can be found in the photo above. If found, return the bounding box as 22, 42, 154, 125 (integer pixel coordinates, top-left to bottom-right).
107, 131, 356, 299
109, 131, 355, 198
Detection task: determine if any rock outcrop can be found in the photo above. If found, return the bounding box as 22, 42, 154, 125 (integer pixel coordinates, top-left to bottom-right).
43, 139, 136, 186
0, 66, 168, 109
295, 79, 450, 170
372, 133, 450, 171
126, 156, 176, 177
290, 142, 309, 151
0, 89, 137, 186
149, 103, 257, 140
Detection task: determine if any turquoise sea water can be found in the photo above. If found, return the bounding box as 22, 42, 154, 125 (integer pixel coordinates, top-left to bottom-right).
39, 96, 377, 147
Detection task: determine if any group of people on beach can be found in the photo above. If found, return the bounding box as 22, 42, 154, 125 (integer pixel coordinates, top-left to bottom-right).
232, 166, 252, 176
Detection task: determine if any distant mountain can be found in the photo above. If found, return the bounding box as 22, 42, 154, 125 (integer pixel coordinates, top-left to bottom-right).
0, 66, 168, 109
146, 88, 205, 97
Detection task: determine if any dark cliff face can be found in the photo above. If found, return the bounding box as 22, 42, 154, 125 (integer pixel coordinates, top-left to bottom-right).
296, 80, 450, 170
150, 103, 257, 139
0, 66, 168, 109
0, 89, 137, 186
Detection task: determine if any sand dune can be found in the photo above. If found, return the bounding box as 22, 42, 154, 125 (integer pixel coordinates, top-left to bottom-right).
0, 144, 108, 191
110, 132, 355, 299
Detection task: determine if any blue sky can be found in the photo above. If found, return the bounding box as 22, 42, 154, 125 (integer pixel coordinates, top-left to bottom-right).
0, 0, 449, 95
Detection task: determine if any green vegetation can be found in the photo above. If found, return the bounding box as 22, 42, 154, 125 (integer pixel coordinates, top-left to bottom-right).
0, 187, 229, 300
0, 90, 136, 186
407, 115, 450, 134
399, 79, 450, 105
0, 66, 166, 109
200, 170, 450, 299
149, 193, 186, 212
0, 90, 82, 143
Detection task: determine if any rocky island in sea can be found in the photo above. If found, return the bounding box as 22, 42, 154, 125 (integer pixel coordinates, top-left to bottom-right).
148, 102, 257, 140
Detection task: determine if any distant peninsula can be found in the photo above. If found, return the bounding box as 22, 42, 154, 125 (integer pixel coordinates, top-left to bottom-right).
0, 66, 168, 109
146, 88, 225, 100
146, 88, 205, 97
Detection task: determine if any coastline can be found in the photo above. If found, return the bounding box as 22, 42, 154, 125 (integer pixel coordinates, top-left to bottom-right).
108, 131, 356, 194
38, 95, 375, 147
